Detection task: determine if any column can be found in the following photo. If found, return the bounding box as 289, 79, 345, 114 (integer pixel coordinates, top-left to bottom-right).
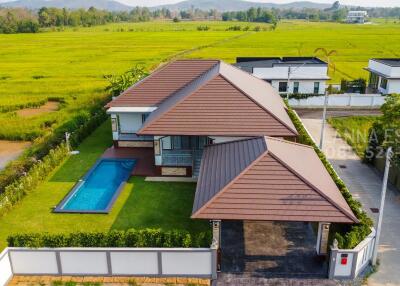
316, 222, 331, 255
211, 220, 221, 273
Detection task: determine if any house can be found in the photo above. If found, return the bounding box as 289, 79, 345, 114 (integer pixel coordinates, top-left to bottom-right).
106, 59, 298, 177
365, 58, 400, 94
235, 57, 329, 95
104, 58, 358, 265
347, 11, 368, 24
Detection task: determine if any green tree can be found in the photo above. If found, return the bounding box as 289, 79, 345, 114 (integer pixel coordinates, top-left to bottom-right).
105, 66, 149, 97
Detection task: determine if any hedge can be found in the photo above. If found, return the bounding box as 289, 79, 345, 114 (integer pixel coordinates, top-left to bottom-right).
7, 229, 212, 248
0, 144, 68, 216
285, 102, 373, 249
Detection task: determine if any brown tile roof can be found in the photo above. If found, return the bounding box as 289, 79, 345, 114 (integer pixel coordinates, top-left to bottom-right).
192, 137, 358, 224
137, 60, 297, 137
106, 60, 219, 107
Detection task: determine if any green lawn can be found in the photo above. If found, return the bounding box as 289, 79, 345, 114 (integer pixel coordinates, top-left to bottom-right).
328, 116, 379, 158
0, 120, 208, 250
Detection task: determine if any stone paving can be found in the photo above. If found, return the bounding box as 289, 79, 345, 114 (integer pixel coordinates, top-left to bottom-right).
299, 117, 400, 286
216, 221, 333, 285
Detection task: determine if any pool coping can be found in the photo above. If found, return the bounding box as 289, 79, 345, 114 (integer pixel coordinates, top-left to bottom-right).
53, 158, 136, 214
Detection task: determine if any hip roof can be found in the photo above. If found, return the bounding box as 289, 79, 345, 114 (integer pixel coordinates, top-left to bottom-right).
192, 137, 358, 224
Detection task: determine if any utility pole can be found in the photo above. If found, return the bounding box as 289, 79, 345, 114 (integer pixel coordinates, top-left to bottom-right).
372, 147, 393, 265
319, 90, 329, 149
286, 66, 291, 100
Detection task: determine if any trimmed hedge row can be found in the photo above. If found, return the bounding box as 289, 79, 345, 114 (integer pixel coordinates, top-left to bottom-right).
0, 144, 68, 216
7, 229, 212, 248
286, 102, 373, 249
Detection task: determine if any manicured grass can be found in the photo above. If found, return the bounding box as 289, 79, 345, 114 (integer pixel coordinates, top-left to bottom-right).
0, 120, 208, 250
328, 116, 379, 158
1, 20, 400, 140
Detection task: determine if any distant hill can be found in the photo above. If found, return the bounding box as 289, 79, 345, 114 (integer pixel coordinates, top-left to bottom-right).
151, 0, 332, 11
0, 0, 334, 12
0, 0, 133, 11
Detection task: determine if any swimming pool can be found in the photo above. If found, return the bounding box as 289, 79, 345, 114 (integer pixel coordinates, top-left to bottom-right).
55, 158, 136, 213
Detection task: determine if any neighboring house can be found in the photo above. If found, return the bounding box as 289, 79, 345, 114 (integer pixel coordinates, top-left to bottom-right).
365, 58, 400, 94
106, 59, 298, 177
235, 57, 329, 95
347, 11, 368, 24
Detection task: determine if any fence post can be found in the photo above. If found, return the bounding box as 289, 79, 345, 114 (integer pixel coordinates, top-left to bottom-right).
157, 251, 163, 275
328, 247, 338, 279
106, 251, 112, 276
55, 251, 62, 275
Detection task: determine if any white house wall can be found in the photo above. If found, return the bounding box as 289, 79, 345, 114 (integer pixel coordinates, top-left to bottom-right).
387, 79, 400, 94
369, 60, 400, 78
118, 113, 143, 134
270, 80, 326, 94
253, 66, 328, 80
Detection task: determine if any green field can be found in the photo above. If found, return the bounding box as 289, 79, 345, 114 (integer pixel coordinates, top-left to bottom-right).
0, 19, 400, 141
328, 116, 379, 158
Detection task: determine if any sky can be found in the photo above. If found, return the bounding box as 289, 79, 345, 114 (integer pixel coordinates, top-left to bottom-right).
0, 0, 398, 7
114, 0, 400, 8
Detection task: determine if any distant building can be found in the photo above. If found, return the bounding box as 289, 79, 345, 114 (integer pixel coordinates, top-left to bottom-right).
235, 57, 329, 95
347, 11, 368, 24
365, 59, 400, 94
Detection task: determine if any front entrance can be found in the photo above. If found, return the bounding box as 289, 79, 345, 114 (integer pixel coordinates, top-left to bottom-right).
220, 221, 328, 278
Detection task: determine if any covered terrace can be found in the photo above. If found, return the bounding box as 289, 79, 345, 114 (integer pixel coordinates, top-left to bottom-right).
191, 137, 358, 278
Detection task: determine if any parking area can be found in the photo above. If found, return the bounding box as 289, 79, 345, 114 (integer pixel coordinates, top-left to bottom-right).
220, 221, 328, 278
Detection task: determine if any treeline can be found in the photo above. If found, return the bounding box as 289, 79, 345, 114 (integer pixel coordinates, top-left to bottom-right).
0, 6, 173, 33
222, 7, 277, 23
222, 7, 348, 23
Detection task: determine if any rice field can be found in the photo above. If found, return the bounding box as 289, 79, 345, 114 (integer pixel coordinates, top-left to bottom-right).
0, 19, 399, 141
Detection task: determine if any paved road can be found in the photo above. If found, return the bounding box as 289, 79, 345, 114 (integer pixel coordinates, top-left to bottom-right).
299, 117, 400, 286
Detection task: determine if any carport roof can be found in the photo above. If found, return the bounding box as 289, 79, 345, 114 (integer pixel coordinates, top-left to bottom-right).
192, 137, 359, 224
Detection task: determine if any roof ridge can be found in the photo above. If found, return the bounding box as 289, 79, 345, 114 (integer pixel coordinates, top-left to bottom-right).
138, 61, 220, 133
218, 64, 298, 136
205, 136, 263, 148
264, 136, 314, 149
267, 150, 359, 223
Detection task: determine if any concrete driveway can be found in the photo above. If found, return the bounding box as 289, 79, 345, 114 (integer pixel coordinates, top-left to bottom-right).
299, 116, 400, 286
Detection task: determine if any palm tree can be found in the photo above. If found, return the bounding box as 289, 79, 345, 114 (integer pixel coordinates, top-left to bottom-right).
314, 47, 338, 75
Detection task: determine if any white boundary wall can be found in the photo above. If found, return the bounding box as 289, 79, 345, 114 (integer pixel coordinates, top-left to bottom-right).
0, 247, 216, 285
329, 229, 376, 279
289, 94, 385, 108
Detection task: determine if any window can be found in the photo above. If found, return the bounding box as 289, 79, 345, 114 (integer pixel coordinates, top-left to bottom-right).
142, 113, 150, 123
380, 78, 388, 90
279, 82, 288, 92
293, 82, 300, 94
314, 82, 320, 94
171, 136, 191, 150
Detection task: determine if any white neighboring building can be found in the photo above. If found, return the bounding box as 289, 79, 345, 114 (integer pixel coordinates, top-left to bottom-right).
365, 59, 400, 94
347, 11, 368, 24
235, 57, 329, 95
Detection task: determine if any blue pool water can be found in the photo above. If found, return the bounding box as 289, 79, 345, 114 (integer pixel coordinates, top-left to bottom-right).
56, 159, 136, 213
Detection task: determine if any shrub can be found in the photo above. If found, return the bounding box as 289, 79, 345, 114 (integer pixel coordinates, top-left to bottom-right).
226, 25, 241, 31
285, 102, 373, 249
7, 229, 212, 248
365, 94, 400, 167
0, 144, 68, 216
196, 25, 209, 31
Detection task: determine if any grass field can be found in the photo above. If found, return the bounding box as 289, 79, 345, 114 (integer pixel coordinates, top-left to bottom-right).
0, 120, 208, 250
328, 116, 379, 158
0, 20, 400, 142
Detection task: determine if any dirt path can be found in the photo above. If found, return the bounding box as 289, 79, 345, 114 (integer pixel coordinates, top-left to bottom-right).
0, 140, 31, 170
16, 101, 59, 117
